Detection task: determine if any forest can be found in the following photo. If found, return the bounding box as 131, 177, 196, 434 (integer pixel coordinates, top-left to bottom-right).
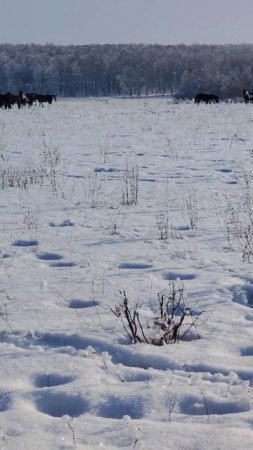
0, 43, 253, 98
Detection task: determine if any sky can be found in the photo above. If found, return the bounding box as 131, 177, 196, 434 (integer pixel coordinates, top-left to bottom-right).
1, 0, 253, 46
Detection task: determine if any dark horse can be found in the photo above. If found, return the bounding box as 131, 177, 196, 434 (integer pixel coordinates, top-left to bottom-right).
243, 89, 253, 104
24, 92, 39, 106
0, 94, 10, 109
25, 93, 57, 107
194, 93, 219, 104
0, 92, 22, 109
36, 94, 56, 106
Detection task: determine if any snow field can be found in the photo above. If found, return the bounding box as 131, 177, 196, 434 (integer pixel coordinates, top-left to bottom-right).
1, 98, 253, 448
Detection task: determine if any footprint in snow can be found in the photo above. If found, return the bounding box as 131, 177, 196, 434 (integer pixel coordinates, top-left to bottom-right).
33, 391, 89, 417
49, 261, 77, 268
162, 271, 196, 281
37, 252, 63, 261
116, 370, 151, 383
68, 299, 98, 309
180, 393, 250, 415
95, 394, 144, 419
0, 392, 12, 412
118, 262, 152, 270
33, 373, 75, 388
216, 168, 232, 173
232, 284, 253, 308
48, 219, 74, 227
11, 239, 38, 247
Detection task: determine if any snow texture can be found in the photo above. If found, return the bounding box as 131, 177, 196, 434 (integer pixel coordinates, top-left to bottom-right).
1, 98, 253, 449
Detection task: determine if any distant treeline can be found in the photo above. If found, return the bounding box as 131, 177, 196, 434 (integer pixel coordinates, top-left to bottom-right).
0, 43, 253, 99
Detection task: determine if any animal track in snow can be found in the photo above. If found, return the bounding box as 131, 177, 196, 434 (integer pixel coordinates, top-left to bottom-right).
33, 373, 75, 388
175, 225, 190, 231
180, 393, 250, 416
116, 370, 151, 384
162, 271, 196, 281
245, 313, 253, 321
68, 299, 98, 309
216, 168, 232, 173
0, 331, 181, 371
11, 239, 38, 247
48, 219, 74, 227
0, 392, 11, 412
232, 283, 253, 308
240, 347, 253, 359
34, 391, 89, 417
118, 262, 152, 270
37, 252, 63, 261
95, 394, 144, 419
94, 167, 118, 173
49, 261, 77, 268
1, 252, 10, 259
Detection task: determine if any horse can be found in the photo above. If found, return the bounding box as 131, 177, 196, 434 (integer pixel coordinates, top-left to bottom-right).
243, 89, 253, 104
0, 93, 11, 109
24, 93, 56, 107
8, 93, 22, 108
36, 94, 57, 107
18, 91, 34, 107
0, 92, 22, 109
194, 93, 219, 104
25, 92, 40, 106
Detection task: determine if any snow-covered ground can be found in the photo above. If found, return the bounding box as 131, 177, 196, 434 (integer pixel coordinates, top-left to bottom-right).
1, 97, 253, 449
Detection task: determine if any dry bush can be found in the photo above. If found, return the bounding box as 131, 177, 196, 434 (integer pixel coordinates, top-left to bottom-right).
112, 281, 202, 345
121, 164, 139, 206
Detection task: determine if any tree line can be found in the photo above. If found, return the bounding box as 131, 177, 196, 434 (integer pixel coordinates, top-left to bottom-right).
0, 43, 252, 99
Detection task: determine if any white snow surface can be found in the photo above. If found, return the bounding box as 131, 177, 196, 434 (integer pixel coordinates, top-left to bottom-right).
1, 98, 253, 449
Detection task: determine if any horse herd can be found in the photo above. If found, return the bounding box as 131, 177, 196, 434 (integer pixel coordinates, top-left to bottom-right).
194, 90, 253, 105
0, 90, 252, 108
0, 91, 56, 109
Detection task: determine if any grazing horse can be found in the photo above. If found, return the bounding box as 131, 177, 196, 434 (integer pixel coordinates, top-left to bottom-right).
0, 92, 22, 109
194, 93, 219, 104
25, 92, 41, 106
243, 89, 253, 104
8, 93, 22, 108
19, 91, 34, 107
0, 93, 11, 109
24, 93, 56, 107
36, 94, 56, 107
38, 94, 56, 106
0, 91, 57, 109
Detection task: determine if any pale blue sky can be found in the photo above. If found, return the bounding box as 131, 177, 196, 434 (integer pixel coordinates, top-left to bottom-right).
1, 0, 253, 45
